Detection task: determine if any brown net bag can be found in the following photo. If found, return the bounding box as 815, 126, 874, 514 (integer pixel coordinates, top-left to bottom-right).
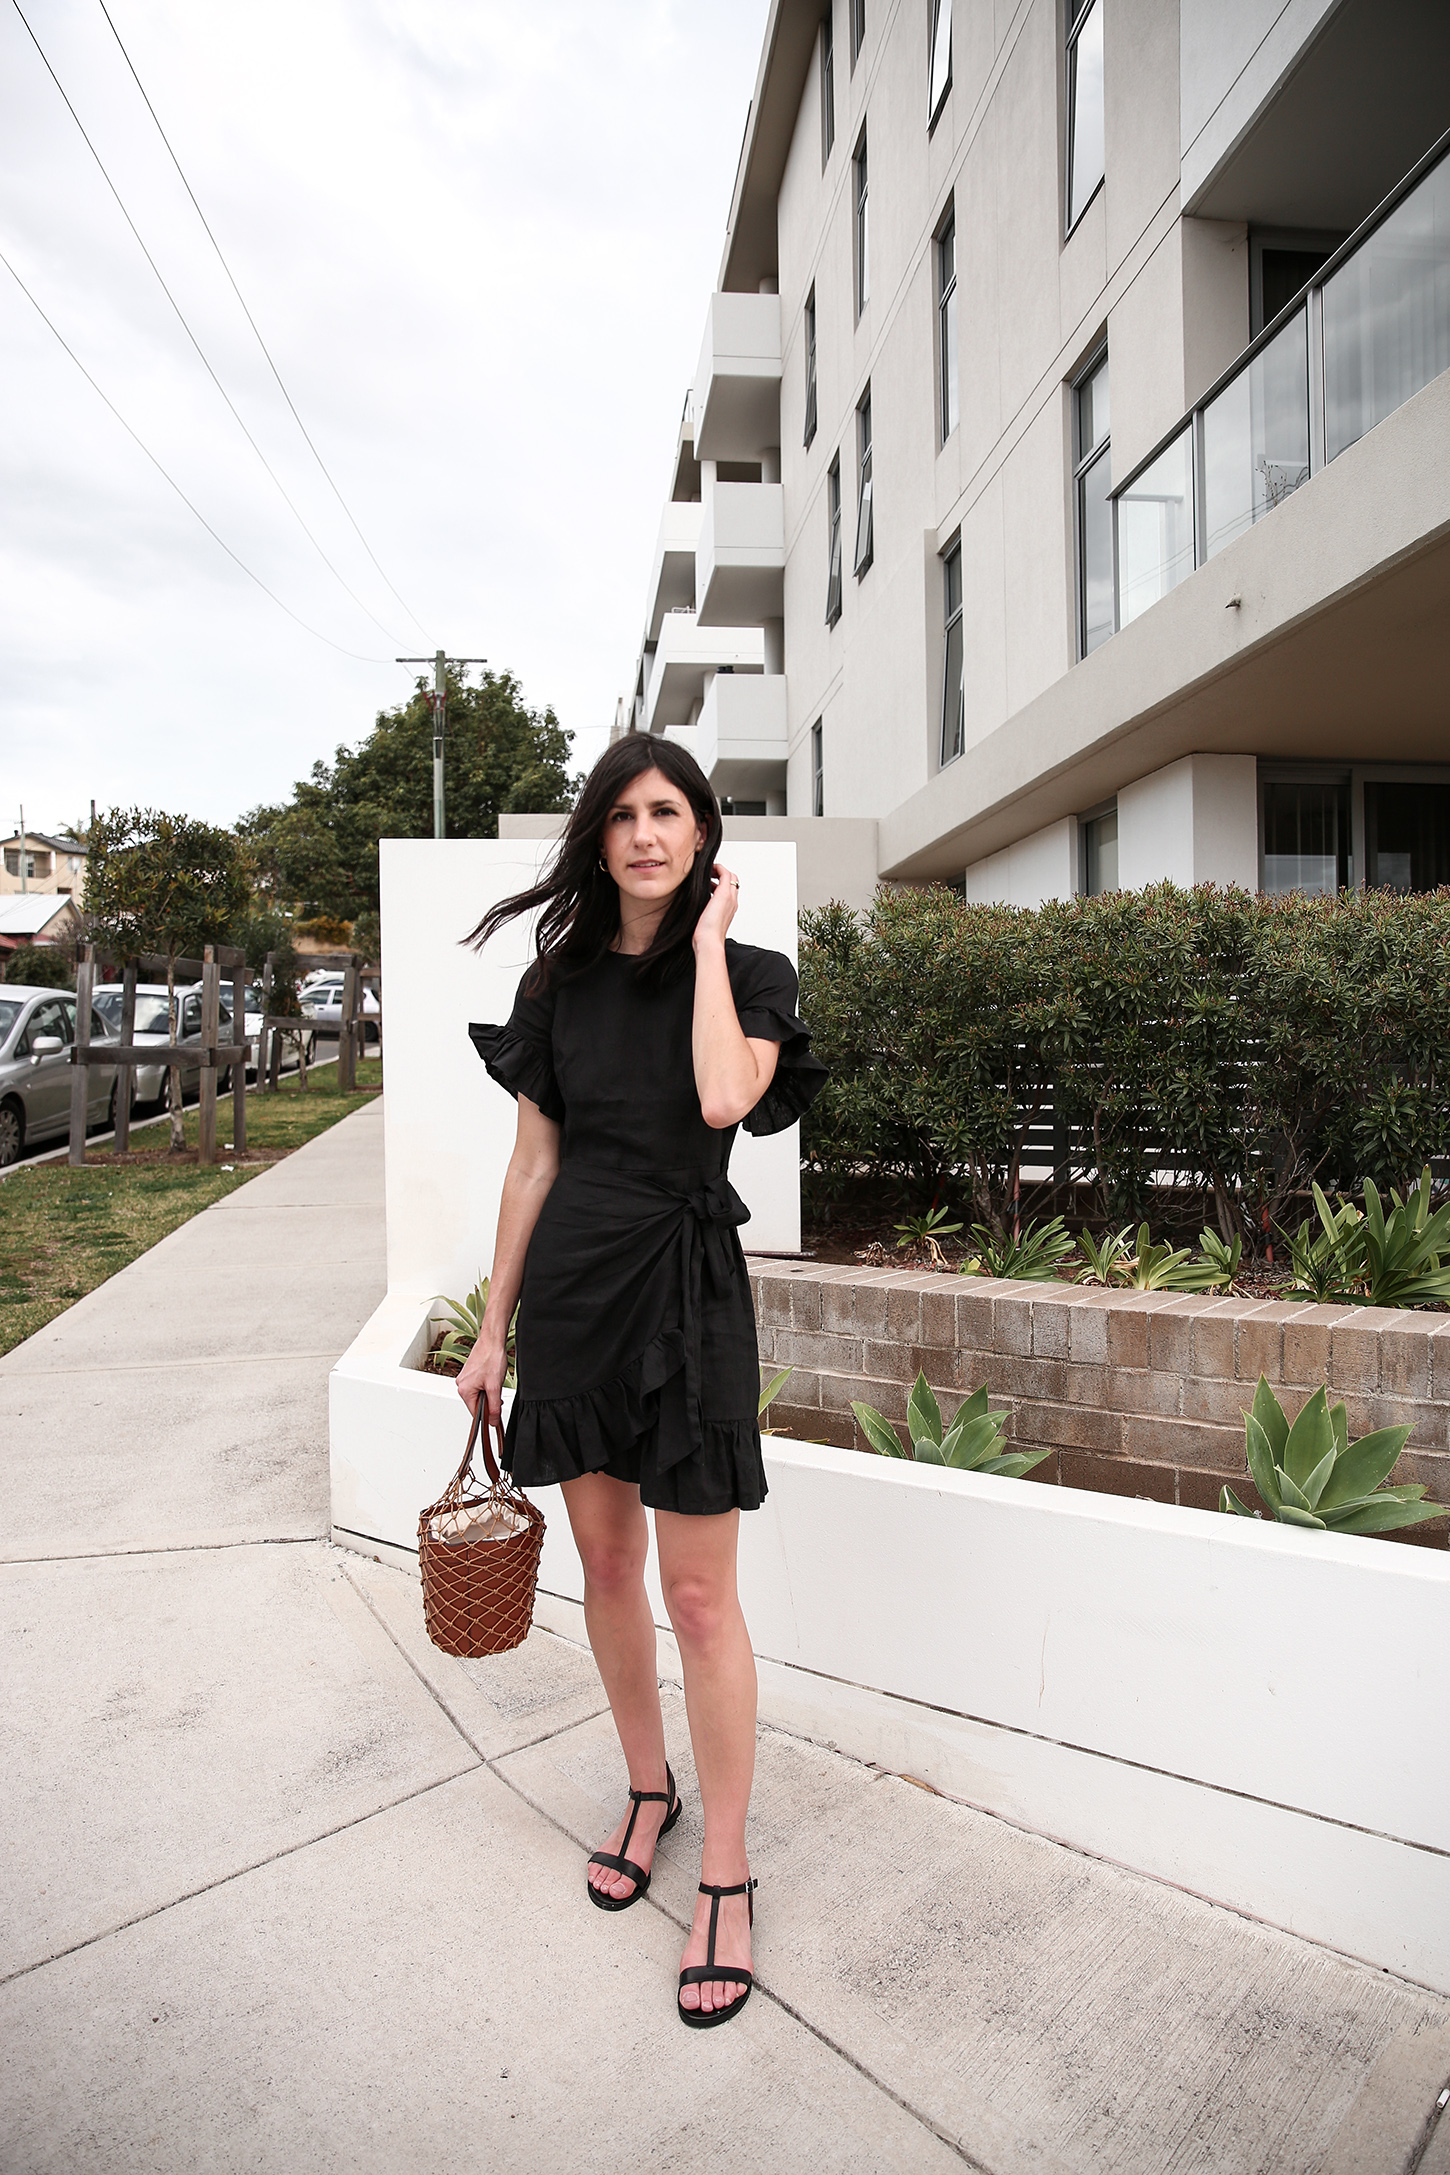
417, 1406, 546, 1657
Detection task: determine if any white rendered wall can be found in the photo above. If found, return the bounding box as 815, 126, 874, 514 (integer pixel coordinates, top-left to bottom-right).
963, 818, 1076, 907
377, 837, 806, 1309
1181, 0, 1339, 210
1118, 754, 1258, 891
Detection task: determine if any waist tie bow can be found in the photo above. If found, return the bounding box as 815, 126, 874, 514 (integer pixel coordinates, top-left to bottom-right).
662, 1172, 752, 1474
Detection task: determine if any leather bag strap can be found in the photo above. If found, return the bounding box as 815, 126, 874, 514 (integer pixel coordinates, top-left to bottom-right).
455, 1401, 508, 1494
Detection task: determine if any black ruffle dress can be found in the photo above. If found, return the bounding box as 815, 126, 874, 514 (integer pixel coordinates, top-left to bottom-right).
469, 939, 826, 1516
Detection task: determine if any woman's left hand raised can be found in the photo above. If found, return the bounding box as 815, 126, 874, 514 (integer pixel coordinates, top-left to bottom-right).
693, 863, 739, 951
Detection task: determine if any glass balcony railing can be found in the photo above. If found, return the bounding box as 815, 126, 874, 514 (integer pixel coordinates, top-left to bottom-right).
1111, 129, 1450, 632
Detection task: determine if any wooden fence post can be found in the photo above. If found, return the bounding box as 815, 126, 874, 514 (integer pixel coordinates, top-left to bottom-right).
67, 942, 94, 1167
338, 959, 358, 1092
230, 961, 248, 1153
114, 960, 137, 1152
258, 953, 275, 1091
198, 946, 220, 1166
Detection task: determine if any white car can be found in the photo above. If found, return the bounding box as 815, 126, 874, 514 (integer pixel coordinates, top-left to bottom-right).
0, 985, 118, 1166
301, 979, 380, 1041
91, 983, 241, 1108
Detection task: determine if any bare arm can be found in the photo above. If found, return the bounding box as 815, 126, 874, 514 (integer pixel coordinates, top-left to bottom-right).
456, 1095, 561, 1421
691, 864, 780, 1129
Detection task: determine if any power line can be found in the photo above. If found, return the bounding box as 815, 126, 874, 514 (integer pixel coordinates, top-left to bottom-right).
0, 243, 390, 663
91, 0, 426, 635
8, 0, 414, 650
93, 0, 428, 637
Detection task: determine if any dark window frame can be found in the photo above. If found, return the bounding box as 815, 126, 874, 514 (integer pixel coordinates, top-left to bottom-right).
826, 456, 844, 625
804, 286, 818, 448
850, 0, 865, 67
937, 206, 958, 443
821, 7, 836, 164
939, 538, 964, 768
1065, 0, 1105, 237
811, 721, 825, 816
853, 386, 874, 577
1072, 344, 1112, 660
928, 0, 952, 127
853, 126, 869, 316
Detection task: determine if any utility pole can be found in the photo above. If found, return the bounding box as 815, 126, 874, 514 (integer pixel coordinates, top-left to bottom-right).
18, 803, 26, 894
396, 650, 488, 839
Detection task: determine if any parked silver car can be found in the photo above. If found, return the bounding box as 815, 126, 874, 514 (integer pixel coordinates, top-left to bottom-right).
92, 983, 241, 1107
0, 985, 118, 1167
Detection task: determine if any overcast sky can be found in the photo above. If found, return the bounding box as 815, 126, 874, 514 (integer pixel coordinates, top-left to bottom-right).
0, 0, 766, 838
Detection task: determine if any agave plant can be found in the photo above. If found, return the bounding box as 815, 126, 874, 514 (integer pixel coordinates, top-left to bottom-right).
894, 1203, 964, 1264
1219, 1376, 1445, 1536
1284, 1170, 1450, 1309
434, 1274, 516, 1384
960, 1215, 1078, 1282
1197, 1228, 1243, 1290
1356, 1170, 1450, 1308
1076, 1225, 1135, 1285
757, 1366, 793, 1426
851, 1369, 1051, 1477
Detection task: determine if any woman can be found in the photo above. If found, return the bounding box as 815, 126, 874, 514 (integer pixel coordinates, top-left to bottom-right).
457, 737, 824, 2029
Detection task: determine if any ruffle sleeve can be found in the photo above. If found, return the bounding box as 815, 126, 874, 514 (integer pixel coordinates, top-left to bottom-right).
727, 943, 829, 1137
468, 967, 565, 1124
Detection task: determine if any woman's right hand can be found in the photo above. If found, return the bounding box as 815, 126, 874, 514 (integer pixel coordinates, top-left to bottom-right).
457, 1329, 508, 1424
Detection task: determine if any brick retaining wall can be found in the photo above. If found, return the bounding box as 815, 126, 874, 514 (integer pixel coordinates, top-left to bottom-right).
746, 1261, 1450, 1547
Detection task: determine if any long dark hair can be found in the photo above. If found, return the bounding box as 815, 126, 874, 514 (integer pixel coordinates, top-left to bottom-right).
467, 735, 723, 988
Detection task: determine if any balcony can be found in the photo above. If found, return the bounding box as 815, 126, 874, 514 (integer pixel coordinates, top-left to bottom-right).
697, 673, 788, 805
695, 482, 785, 627
691, 292, 782, 464
643, 612, 764, 735
1113, 129, 1450, 633
644, 500, 702, 642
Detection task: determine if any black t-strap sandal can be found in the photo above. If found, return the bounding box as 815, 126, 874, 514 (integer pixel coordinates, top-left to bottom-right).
586, 1763, 681, 1912
677, 1876, 757, 2029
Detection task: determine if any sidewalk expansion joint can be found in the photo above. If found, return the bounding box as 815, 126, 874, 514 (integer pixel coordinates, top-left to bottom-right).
2, 1350, 345, 1379
333, 1573, 977, 2160
0, 1766, 480, 1991
1, 1535, 325, 1568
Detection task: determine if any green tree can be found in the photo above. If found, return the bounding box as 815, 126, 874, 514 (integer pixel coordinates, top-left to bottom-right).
86, 807, 250, 1149
242, 668, 577, 921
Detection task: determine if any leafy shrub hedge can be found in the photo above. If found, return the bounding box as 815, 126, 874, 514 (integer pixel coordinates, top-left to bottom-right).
3, 944, 74, 989
798, 884, 1450, 1238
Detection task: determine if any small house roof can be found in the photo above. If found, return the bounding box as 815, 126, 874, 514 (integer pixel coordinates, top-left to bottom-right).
0, 832, 87, 855
0, 895, 81, 937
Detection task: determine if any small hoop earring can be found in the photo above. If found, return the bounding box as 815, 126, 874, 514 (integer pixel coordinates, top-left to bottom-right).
598, 851, 608, 872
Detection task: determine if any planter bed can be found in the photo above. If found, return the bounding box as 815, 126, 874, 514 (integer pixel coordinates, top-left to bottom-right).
330, 1283, 1450, 1993
749, 1260, 1450, 1548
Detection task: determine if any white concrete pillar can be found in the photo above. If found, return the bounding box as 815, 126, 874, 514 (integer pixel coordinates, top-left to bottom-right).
1117, 755, 1257, 891
763, 618, 785, 674
761, 447, 781, 483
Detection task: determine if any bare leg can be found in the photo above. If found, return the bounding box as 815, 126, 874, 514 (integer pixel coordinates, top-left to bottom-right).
656, 1508, 756, 2015
562, 1472, 671, 1902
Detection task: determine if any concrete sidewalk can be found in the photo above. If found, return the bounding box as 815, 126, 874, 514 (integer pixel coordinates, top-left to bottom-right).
4, 1098, 1449, 2174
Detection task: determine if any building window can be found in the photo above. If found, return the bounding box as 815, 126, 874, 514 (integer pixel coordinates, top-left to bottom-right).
937, 210, 958, 442
1261, 776, 1350, 896
853, 129, 869, 315
940, 541, 964, 766
850, 0, 865, 65
929, 0, 952, 123
1073, 348, 1112, 657
826, 456, 843, 624
853, 388, 874, 576
1081, 803, 1118, 894
812, 722, 825, 816
821, 7, 836, 163
1365, 782, 1450, 893
1067, 0, 1105, 232
804, 287, 818, 448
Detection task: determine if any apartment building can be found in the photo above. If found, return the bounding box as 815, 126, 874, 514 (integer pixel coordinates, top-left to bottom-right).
621, 0, 1450, 906
0, 830, 88, 902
